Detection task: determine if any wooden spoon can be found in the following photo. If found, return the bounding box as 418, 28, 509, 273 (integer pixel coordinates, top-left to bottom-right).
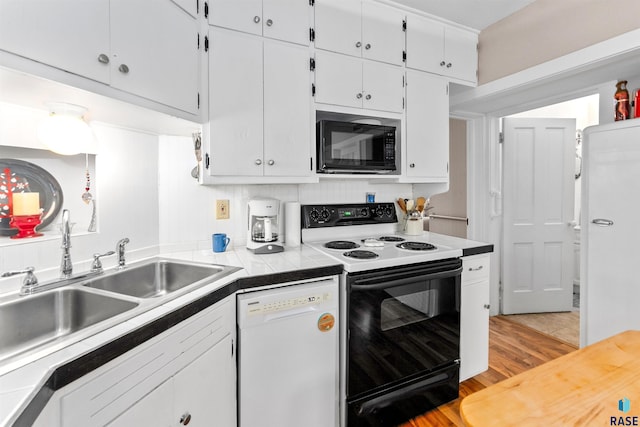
416, 196, 426, 213
397, 198, 406, 213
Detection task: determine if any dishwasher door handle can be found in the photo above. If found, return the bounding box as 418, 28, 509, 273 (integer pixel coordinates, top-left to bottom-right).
264, 306, 319, 323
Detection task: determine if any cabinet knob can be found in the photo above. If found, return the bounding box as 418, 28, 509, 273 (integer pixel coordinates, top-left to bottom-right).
255, 159, 262, 166
446, 63, 452, 68
468, 265, 484, 272
365, 94, 372, 100
253, 15, 260, 23
409, 163, 415, 168
440, 61, 446, 67
356, 93, 362, 99
268, 159, 275, 166
355, 41, 362, 48
118, 64, 130, 74
180, 412, 192, 425
483, 304, 491, 310
266, 18, 273, 26
97, 53, 109, 64
365, 43, 371, 50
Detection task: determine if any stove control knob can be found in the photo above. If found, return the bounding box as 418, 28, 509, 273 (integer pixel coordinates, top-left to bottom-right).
376, 207, 384, 217
310, 210, 319, 222
360, 208, 368, 217
385, 206, 393, 217
321, 209, 330, 220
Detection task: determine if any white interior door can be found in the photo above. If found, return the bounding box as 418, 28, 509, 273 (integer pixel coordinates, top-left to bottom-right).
502, 118, 576, 314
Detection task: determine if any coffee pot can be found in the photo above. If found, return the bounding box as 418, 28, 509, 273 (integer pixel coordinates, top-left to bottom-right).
247, 198, 284, 254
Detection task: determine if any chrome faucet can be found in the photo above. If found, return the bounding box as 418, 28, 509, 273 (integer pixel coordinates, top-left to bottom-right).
116, 238, 130, 269
60, 209, 73, 279
1, 267, 39, 295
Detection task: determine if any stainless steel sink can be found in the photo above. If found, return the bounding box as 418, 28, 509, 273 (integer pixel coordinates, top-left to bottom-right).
83, 259, 232, 298
0, 289, 138, 361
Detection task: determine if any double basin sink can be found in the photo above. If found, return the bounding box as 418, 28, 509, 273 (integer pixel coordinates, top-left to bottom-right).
0, 258, 239, 369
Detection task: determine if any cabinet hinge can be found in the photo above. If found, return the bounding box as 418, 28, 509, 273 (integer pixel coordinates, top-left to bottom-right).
402, 51, 406, 62
446, 84, 449, 96
197, 92, 200, 109
310, 57, 316, 71
204, 1, 209, 18
197, 33, 200, 50
231, 338, 234, 356
402, 97, 405, 109
309, 28, 315, 42
204, 35, 209, 52
205, 153, 210, 169
402, 20, 407, 32
499, 132, 504, 144
310, 157, 313, 171
312, 83, 316, 97
309, 0, 315, 5
402, 75, 405, 87
196, 0, 199, 14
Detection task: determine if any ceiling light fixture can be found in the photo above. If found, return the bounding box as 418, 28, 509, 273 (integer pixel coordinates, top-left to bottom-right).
37, 102, 93, 155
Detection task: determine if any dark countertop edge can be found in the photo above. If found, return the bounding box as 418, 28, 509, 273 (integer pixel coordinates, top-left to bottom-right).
462, 244, 494, 257
11, 264, 343, 427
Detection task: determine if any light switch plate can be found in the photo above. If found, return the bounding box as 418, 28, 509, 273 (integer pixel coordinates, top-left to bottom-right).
216, 200, 230, 219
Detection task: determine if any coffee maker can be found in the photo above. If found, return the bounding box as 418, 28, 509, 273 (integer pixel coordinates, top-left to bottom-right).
247, 198, 284, 254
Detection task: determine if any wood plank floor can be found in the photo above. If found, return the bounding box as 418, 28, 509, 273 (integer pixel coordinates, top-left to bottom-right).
398, 315, 578, 427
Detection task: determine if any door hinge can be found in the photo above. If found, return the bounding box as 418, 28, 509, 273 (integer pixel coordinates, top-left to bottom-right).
402, 51, 406, 62
312, 83, 316, 97
499, 132, 504, 144
309, 28, 315, 42
205, 153, 210, 169
402, 19, 407, 32
204, 35, 209, 52
310, 57, 315, 71
204, 1, 209, 18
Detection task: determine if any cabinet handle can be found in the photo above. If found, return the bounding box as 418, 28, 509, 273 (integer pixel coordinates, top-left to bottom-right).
97, 53, 109, 64
409, 163, 415, 168
253, 15, 260, 23
180, 413, 192, 425
266, 18, 273, 26
255, 159, 262, 166
356, 93, 362, 99
355, 41, 362, 48
365, 43, 371, 50
483, 304, 491, 310
440, 61, 446, 66
591, 218, 614, 226
365, 94, 372, 100
468, 265, 483, 272
446, 62, 452, 68
268, 159, 275, 166
118, 64, 130, 74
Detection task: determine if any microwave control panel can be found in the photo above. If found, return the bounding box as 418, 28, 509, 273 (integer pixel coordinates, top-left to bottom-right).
302, 203, 397, 228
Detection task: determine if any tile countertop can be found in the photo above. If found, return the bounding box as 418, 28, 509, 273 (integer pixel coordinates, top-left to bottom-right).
0, 234, 492, 426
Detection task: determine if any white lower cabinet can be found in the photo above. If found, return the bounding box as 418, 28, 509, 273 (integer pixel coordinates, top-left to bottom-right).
36, 299, 235, 427
460, 254, 490, 381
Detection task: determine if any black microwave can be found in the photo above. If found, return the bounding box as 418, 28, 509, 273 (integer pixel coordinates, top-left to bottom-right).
316, 120, 396, 174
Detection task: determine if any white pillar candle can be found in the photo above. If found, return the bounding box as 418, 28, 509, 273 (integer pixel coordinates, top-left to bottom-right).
12, 193, 40, 216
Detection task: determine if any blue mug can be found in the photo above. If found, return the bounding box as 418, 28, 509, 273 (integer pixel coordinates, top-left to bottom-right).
213, 233, 230, 252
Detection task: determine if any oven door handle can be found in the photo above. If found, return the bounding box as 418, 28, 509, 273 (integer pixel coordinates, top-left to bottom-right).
351, 267, 462, 291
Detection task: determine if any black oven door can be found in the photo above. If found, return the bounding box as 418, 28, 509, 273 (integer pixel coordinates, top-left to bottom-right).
347, 258, 462, 401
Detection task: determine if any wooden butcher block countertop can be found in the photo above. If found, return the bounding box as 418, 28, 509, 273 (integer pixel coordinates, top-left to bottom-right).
460, 330, 640, 426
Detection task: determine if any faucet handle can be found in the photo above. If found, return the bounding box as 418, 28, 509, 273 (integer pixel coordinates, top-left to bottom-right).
1, 267, 38, 287
91, 251, 116, 273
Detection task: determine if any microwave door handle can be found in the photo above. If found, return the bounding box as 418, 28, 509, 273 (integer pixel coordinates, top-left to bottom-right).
351, 267, 462, 291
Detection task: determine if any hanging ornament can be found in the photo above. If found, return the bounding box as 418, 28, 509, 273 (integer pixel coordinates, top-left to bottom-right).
82, 153, 93, 204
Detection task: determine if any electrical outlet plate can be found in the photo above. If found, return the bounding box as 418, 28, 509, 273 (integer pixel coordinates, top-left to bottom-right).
216, 200, 230, 219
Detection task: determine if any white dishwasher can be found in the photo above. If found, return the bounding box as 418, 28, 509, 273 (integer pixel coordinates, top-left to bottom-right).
237, 276, 340, 427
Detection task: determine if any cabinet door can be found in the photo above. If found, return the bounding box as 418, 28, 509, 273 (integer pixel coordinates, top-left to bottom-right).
460, 280, 490, 381
263, 0, 311, 45
209, 28, 264, 176
110, 0, 199, 114
107, 380, 173, 427
362, 61, 404, 113
208, 0, 263, 36
444, 26, 478, 83
0, 0, 110, 83
361, 1, 405, 66
314, 0, 362, 57
314, 50, 363, 109
405, 70, 449, 179
173, 336, 234, 427
264, 41, 312, 177
405, 13, 444, 75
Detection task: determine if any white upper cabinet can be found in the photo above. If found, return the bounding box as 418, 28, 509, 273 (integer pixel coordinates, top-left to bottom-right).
405, 70, 449, 180
208, 28, 312, 179
314, 50, 403, 113
0, 0, 111, 84
405, 12, 478, 85
209, 0, 311, 46
315, 0, 404, 66
111, 0, 199, 114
